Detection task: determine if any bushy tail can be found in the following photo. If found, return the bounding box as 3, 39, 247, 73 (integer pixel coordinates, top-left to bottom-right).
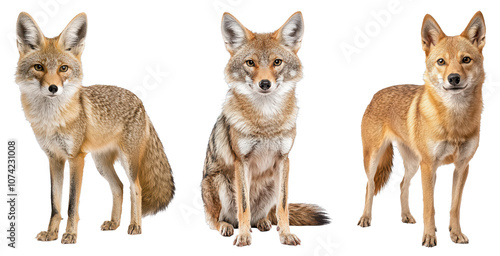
139, 118, 175, 216
374, 144, 393, 195
268, 204, 330, 226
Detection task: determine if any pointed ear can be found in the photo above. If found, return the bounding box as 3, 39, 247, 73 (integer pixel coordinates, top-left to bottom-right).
274, 12, 304, 53
221, 13, 253, 54
421, 14, 446, 55
461, 11, 486, 52
16, 12, 45, 55
58, 13, 87, 57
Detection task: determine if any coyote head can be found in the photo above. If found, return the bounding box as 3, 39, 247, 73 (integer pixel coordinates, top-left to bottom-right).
15, 12, 87, 99
222, 12, 304, 97
422, 11, 485, 100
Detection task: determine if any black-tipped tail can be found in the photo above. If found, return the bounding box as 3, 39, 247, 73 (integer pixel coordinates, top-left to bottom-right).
268, 203, 330, 226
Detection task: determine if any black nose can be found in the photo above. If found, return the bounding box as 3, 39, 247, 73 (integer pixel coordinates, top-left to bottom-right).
48, 85, 58, 93
448, 73, 461, 86
259, 80, 271, 90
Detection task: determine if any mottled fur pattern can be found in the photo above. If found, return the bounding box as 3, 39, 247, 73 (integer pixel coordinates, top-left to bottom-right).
202, 12, 328, 247
15, 12, 174, 244
357, 12, 485, 248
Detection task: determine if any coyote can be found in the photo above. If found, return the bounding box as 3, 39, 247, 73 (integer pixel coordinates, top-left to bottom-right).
357, 12, 486, 247
15, 12, 175, 244
201, 12, 329, 247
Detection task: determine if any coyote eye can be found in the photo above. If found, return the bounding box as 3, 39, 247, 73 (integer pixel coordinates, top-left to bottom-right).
273, 59, 283, 66
245, 60, 255, 67
34, 64, 44, 71
59, 65, 69, 72
462, 56, 471, 64
437, 58, 446, 66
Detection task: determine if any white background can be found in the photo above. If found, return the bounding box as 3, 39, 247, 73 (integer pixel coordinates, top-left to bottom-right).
1, 0, 499, 255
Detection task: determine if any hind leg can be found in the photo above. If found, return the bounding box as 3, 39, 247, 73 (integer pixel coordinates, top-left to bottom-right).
256, 218, 272, 232
202, 174, 234, 237
120, 152, 142, 235
397, 143, 419, 224
358, 142, 389, 227
92, 150, 123, 231
253, 197, 274, 233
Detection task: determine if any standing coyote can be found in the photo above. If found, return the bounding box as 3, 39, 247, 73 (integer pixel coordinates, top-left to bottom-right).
15, 12, 175, 244
357, 12, 486, 247
201, 12, 329, 247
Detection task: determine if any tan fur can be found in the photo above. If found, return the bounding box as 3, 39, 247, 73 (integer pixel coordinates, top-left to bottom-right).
202, 12, 328, 247
373, 145, 393, 195
15, 12, 174, 244
358, 12, 485, 247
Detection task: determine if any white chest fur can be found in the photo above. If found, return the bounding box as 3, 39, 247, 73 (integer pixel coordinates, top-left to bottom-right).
238, 136, 293, 173
431, 137, 479, 164
36, 131, 75, 158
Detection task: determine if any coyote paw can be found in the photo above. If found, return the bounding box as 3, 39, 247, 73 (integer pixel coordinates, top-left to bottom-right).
422, 233, 437, 247
402, 213, 416, 224
256, 219, 272, 232
280, 233, 301, 246
450, 231, 469, 244
101, 220, 119, 231
36, 231, 58, 241
357, 216, 371, 227
219, 222, 234, 237
233, 232, 252, 247
61, 233, 77, 244
127, 224, 142, 235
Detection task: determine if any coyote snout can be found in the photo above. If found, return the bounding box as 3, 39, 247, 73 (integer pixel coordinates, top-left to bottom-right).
244, 58, 283, 94
444, 72, 468, 91
41, 72, 64, 97
258, 79, 271, 91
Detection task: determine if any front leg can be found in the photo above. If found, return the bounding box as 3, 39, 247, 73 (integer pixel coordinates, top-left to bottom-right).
61, 153, 86, 244
233, 159, 252, 247
421, 162, 437, 247
276, 157, 301, 246
36, 156, 65, 242
449, 163, 470, 244
448, 138, 477, 244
